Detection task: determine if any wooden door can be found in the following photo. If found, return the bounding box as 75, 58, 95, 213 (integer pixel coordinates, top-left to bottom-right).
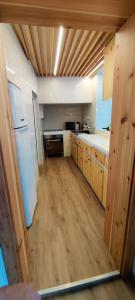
104, 13, 135, 273
91, 158, 103, 201
0, 26, 30, 284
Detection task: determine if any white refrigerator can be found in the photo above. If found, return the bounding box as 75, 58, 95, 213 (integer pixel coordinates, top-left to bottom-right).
8, 83, 37, 227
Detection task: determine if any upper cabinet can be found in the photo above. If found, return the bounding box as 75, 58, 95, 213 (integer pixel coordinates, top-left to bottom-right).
103, 38, 115, 100
38, 77, 93, 104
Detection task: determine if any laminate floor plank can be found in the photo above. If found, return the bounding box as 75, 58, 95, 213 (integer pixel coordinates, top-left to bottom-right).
28, 158, 116, 290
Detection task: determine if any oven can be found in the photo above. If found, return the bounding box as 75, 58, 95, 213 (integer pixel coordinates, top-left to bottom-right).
43, 134, 63, 158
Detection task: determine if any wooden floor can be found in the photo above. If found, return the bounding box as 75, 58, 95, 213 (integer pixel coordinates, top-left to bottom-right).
28, 158, 116, 290
46, 279, 135, 300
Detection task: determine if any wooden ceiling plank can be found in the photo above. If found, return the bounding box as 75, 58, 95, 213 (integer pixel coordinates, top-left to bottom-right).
81, 50, 104, 77
1, 0, 135, 18
67, 30, 89, 76
37, 26, 46, 75
73, 31, 102, 75
44, 28, 49, 75
83, 54, 104, 77
60, 29, 75, 76
58, 29, 74, 75
0, 4, 123, 32
69, 31, 96, 75
77, 32, 111, 76
62, 29, 82, 75
56, 27, 68, 76
50, 27, 54, 75
38, 26, 47, 75
20, 25, 39, 75
58, 28, 69, 75
80, 33, 114, 76
51, 27, 59, 76
65, 29, 85, 75
29, 25, 43, 75
13, 24, 29, 57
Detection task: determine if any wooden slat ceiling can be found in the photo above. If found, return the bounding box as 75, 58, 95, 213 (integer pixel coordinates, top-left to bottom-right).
13, 25, 114, 77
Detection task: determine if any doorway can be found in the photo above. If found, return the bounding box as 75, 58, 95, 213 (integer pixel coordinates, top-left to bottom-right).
0, 4, 134, 294
0, 22, 122, 291
32, 91, 44, 170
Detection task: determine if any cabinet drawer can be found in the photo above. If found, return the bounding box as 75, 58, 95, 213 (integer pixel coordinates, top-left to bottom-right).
92, 148, 105, 165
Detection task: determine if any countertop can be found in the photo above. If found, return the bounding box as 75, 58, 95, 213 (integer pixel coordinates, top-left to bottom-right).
77, 131, 110, 155
43, 130, 80, 136
43, 129, 110, 155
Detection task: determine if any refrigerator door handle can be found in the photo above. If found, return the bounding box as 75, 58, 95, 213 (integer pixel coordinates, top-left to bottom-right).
14, 125, 28, 130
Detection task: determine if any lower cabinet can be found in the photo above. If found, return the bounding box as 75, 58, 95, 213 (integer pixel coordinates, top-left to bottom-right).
71, 133, 108, 209
91, 158, 104, 202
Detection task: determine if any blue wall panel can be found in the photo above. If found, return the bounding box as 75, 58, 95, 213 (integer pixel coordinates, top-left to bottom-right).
95, 67, 112, 129
0, 248, 8, 288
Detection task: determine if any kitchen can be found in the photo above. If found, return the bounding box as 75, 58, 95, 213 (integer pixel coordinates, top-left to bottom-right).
1, 23, 115, 289
0, 6, 135, 298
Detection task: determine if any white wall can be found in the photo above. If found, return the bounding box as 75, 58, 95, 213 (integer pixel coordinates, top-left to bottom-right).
38, 77, 93, 104
1, 24, 41, 180
41, 104, 83, 130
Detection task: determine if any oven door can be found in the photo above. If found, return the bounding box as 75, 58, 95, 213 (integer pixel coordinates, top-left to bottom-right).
44, 138, 63, 155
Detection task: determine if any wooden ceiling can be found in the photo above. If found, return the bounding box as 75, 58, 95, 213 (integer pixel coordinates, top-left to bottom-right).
1, 1, 135, 32
13, 25, 114, 77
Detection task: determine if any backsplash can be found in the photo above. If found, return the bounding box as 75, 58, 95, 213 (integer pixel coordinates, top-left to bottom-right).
41, 104, 83, 130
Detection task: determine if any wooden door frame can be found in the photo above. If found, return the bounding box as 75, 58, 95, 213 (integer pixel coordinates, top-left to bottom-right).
0, 27, 30, 284
0, 3, 135, 283
104, 13, 135, 277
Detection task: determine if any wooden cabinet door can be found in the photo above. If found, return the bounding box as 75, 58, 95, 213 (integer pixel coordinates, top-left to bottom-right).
91, 158, 103, 202
74, 142, 78, 165
78, 144, 83, 171
102, 169, 108, 208
83, 152, 91, 184
64, 132, 71, 157
71, 139, 74, 158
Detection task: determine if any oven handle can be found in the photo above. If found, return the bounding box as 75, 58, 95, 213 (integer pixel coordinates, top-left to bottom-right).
46, 139, 62, 142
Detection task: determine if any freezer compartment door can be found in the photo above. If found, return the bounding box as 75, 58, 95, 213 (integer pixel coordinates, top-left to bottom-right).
8, 83, 28, 128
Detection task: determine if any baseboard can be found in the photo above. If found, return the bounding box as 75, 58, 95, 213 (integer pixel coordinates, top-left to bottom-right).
38, 270, 120, 298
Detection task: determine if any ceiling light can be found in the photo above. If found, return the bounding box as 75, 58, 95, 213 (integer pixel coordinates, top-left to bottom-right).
86, 60, 104, 78
54, 26, 64, 76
